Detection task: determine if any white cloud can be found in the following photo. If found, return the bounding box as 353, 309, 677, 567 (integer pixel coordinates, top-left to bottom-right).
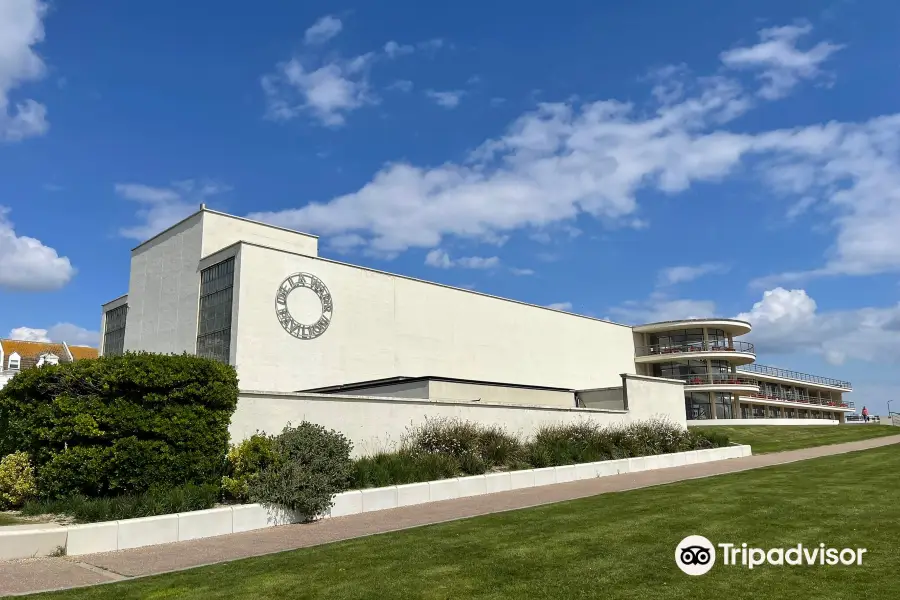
246, 23, 862, 266
510, 267, 534, 276
490, 97, 506, 107
8, 323, 99, 346
546, 302, 573, 311
387, 79, 413, 93
262, 55, 374, 127
721, 22, 843, 99
0, 206, 74, 291
657, 263, 728, 286
304, 15, 343, 45
384, 41, 414, 59
424, 248, 499, 269
425, 89, 464, 109
737, 287, 900, 365
0, 0, 49, 141
117, 180, 229, 241
417, 39, 445, 52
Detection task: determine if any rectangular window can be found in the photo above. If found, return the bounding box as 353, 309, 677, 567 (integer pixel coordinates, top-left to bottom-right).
103, 305, 128, 357
196, 257, 235, 363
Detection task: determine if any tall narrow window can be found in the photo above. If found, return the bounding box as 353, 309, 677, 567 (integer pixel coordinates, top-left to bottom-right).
197, 257, 235, 363
103, 305, 128, 356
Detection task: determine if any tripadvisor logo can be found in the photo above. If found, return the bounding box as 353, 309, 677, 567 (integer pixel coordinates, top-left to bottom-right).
675, 536, 867, 575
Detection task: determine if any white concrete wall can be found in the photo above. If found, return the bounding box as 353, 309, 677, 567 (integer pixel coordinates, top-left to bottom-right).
201, 211, 318, 258
687, 419, 839, 426
230, 379, 686, 456
624, 374, 687, 427
321, 380, 431, 399
427, 380, 575, 407
233, 243, 637, 393
578, 387, 625, 410
123, 214, 204, 355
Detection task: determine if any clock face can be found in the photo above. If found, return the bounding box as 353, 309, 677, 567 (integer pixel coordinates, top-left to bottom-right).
274, 273, 333, 340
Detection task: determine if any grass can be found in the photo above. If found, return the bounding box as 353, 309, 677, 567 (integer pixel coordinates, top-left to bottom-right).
692, 424, 899, 454
34, 444, 900, 599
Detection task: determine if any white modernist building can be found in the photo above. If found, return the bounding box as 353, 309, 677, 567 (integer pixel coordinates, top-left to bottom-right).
99, 207, 854, 443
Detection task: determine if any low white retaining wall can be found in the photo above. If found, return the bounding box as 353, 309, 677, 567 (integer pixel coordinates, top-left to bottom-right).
0, 445, 750, 560
687, 419, 839, 426
232, 375, 687, 457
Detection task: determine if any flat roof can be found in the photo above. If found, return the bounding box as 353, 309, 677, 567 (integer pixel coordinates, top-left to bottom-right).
130, 207, 319, 253
633, 318, 752, 336
214, 239, 634, 329
301, 375, 576, 394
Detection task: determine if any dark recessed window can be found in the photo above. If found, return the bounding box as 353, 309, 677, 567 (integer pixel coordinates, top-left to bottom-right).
196, 257, 235, 364
103, 305, 128, 357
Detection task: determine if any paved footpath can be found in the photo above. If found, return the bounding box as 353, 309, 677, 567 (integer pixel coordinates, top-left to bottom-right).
3, 434, 899, 597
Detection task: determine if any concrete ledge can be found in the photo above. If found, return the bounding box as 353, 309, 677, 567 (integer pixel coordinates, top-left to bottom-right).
554, 465, 577, 483
177, 507, 234, 542
429, 478, 460, 502
532, 467, 557, 487
396, 482, 431, 507
457, 475, 488, 497
231, 504, 271, 533
330, 491, 363, 517
509, 469, 535, 490
0, 528, 67, 560
484, 472, 512, 493
66, 522, 118, 556
0, 445, 752, 559
361, 487, 399, 513
118, 514, 178, 550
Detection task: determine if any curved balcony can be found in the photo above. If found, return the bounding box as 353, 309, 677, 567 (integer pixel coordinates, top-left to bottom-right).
633, 318, 752, 337
740, 392, 855, 411
634, 340, 756, 365
673, 373, 760, 394
736, 363, 852, 391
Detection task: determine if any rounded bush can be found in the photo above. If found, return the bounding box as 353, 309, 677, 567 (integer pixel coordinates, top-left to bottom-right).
222, 433, 276, 502
0, 451, 37, 509
0, 352, 239, 499
249, 422, 352, 521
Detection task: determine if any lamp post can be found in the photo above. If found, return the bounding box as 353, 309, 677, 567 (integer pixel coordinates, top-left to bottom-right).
888, 399, 894, 415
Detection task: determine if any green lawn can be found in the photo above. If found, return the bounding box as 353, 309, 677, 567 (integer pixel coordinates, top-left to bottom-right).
692, 424, 899, 454
37, 444, 900, 599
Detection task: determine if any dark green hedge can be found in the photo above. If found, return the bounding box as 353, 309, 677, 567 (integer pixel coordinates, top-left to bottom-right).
0, 352, 239, 499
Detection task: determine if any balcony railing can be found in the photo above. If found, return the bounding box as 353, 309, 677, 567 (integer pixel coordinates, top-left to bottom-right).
742, 391, 854, 409
675, 373, 760, 387
737, 363, 852, 390
635, 340, 755, 358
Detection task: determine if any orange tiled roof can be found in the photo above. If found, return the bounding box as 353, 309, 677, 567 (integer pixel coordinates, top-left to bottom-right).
0, 339, 67, 360
67, 345, 99, 360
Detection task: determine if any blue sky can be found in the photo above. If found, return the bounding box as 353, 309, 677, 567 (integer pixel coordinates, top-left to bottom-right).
2, 0, 899, 414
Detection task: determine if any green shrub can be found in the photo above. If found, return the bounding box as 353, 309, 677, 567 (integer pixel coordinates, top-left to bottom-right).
404, 418, 524, 473
350, 450, 460, 488
0, 352, 239, 499
20, 483, 219, 523
222, 433, 276, 502
690, 429, 731, 449
527, 419, 707, 467
0, 451, 37, 509
249, 423, 353, 521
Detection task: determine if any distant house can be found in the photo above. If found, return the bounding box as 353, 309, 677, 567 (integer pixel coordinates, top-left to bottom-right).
0, 340, 99, 390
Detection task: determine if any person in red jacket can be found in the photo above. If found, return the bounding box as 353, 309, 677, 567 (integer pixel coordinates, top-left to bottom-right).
862, 406, 869, 423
